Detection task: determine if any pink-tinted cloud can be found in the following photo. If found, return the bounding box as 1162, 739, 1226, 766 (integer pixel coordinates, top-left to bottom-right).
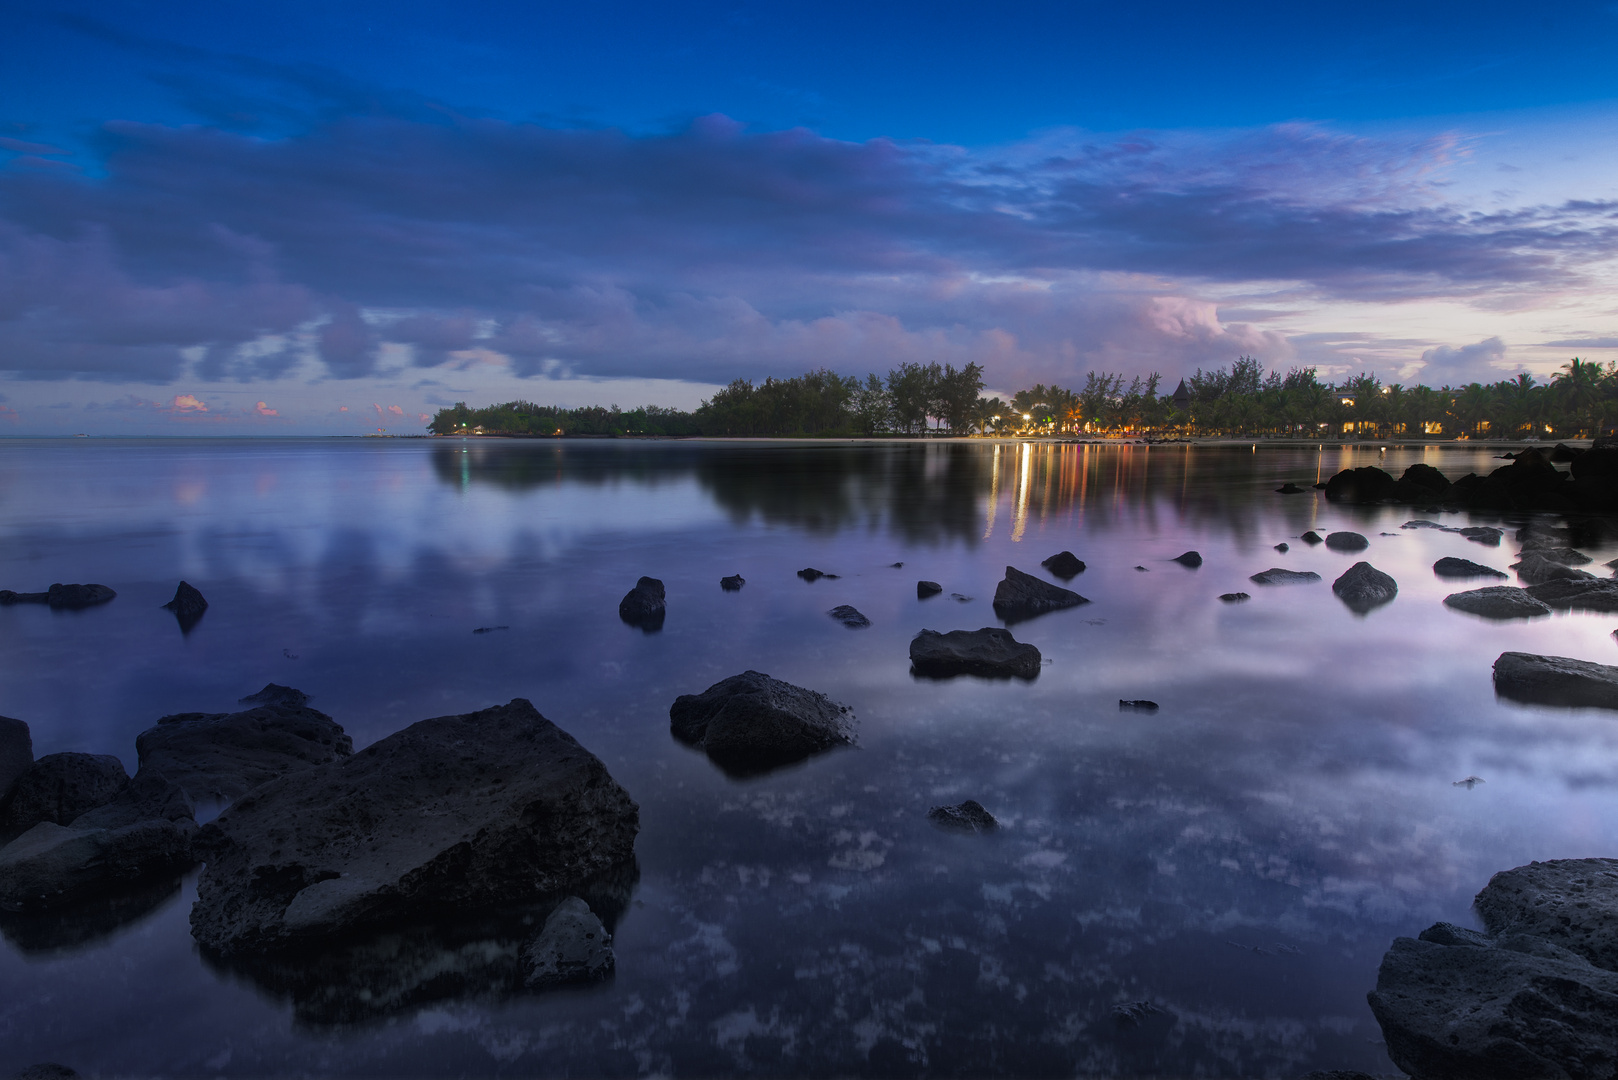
169, 393, 208, 412
386, 404, 403, 417
254, 400, 278, 416
338, 404, 349, 411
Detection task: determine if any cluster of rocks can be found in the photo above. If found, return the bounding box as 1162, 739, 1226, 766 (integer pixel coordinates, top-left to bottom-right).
0, 691, 640, 1019
1325, 444, 1618, 513
1369, 858, 1618, 1079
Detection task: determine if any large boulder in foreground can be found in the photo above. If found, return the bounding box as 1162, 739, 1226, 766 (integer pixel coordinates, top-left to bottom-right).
1444, 586, 1552, 620
0, 753, 128, 841
1494, 652, 1618, 710
1331, 562, 1397, 613
910, 628, 1041, 680
190, 698, 639, 955
1368, 859, 1618, 1080
670, 671, 854, 777
991, 566, 1087, 622
135, 697, 352, 805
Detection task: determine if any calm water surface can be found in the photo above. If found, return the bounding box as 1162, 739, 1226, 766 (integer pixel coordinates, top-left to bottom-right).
2, 438, 1617, 1078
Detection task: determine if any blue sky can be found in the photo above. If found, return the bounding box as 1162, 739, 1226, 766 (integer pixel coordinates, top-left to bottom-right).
3, 1, 1618, 432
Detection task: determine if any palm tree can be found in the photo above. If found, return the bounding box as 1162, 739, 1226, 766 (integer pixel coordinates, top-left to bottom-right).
1553, 358, 1603, 436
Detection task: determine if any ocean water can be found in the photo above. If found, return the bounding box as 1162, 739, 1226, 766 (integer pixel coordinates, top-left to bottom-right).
1, 437, 1616, 1078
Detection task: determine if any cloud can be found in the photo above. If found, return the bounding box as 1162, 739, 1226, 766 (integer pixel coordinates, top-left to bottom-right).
253, 400, 278, 415
387, 404, 403, 416
1415, 336, 1510, 386
168, 393, 208, 412
1541, 337, 1618, 349
0, 111, 1614, 388
338, 404, 348, 411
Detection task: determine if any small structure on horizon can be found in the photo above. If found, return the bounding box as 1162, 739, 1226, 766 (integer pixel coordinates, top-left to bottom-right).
1171, 379, 1191, 411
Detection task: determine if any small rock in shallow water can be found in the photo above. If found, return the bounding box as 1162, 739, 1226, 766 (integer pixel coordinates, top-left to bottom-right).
1273, 542, 1289, 553
162, 581, 207, 631
827, 605, 870, 628
471, 625, 509, 634
1249, 568, 1321, 585
617, 576, 665, 630
1512, 553, 1596, 586
1134, 565, 1148, 571
720, 574, 745, 591
1433, 557, 1506, 578
1218, 592, 1250, 603
889, 562, 904, 569
992, 566, 1087, 622
1301, 531, 1324, 544
917, 580, 943, 598
0, 584, 116, 609
1040, 551, 1086, 579
926, 800, 998, 833
1324, 531, 1369, 552
1332, 561, 1398, 613
670, 671, 855, 776
1457, 526, 1503, 546
797, 567, 838, 581
909, 628, 1041, 679
1453, 776, 1484, 788
1443, 586, 1551, 620
521, 896, 614, 988
1275, 483, 1305, 494
1119, 700, 1159, 712
950, 593, 972, 602
1494, 651, 1618, 709
1173, 550, 1203, 567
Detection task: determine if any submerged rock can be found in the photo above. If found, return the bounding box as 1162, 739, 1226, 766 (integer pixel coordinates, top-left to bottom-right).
1249, 568, 1321, 585
0, 753, 127, 842
1172, 551, 1202, 568
1275, 483, 1305, 494
917, 580, 943, 598
670, 671, 855, 777
1494, 652, 1618, 709
1119, 699, 1159, 711
1324, 531, 1369, 553
797, 568, 838, 582
927, 800, 998, 833
617, 576, 666, 630
135, 696, 352, 805
1444, 586, 1552, 620
162, 581, 208, 631
827, 605, 870, 628
1332, 562, 1397, 613
521, 896, 615, 988
0, 584, 116, 609
1218, 592, 1250, 603
1040, 551, 1086, 579
720, 574, 745, 591
191, 698, 639, 955
1273, 542, 1289, 553
909, 627, 1042, 680
1368, 859, 1618, 1080
1433, 557, 1506, 579
991, 566, 1087, 622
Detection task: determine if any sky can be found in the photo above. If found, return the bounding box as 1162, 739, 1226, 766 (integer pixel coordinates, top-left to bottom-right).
3, 1, 1618, 434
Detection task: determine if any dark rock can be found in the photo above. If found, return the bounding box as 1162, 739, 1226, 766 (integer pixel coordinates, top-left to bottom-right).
1528, 579, 1618, 613
1301, 531, 1324, 544
472, 625, 508, 634
1324, 531, 1369, 552
1173, 550, 1203, 567
992, 566, 1088, 622
1368, 858, 1618, 1080
11, 1065, 82, 1080
239, 683, 310, 707
1518, 544, 1593, 566
1392, 462, 1453, 503
1274, 542, 1289, 553
1513, 553, 1597, 586
1323, 465, 1397, 504
0, 584, 117, 609
1040, 551, 1086, 579
1111, 1000, 1167, 1029
1444, 586, 1552, 620
889, 562, 904, 568
617, 576, 666, 630
1403, 519, 1449, 530
135, 698, 351, 805
1218, 592, 1250, 603
0, 815, 196, 913
1249, 568, 1322, 585
162, 581, 208, 631
917, 580, 943, 598
1134, 565, 1148, 571
950, 592, 972, 602
1275, 483, 1305, 494
670, 671, 855, 777
828, 605, 870, 628
0, 753, 127, 842
1433, 557, 1506, 578
1550, 441, 1583, 463
1457, 526, 1504, 546
521, 896, 614, 987
797, 568, 838, 582
191, 698, 639, 955
720, 574, 745, 591
0, 717, 31, 806
1495, 652, 1618, 709
909, 627, 1041, 680
1119, 700, 1159, 711
1332, 562, 1397, 613
926, 800, 998, 833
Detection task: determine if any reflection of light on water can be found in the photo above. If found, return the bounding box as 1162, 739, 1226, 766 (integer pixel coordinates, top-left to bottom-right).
1011, 442, 1031, 542
983, 443, 1001, 539
173, 480, 206, 505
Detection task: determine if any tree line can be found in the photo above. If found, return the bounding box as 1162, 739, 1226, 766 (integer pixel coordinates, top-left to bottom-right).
428, 356, 1618, 440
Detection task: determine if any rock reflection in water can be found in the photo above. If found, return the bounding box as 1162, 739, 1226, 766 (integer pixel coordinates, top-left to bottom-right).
202, 860, 638, 1027
0, 874, 182, 955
